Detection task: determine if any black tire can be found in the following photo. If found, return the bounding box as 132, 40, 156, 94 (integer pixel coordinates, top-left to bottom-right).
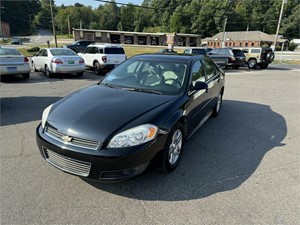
45, 65, 52, 78
259, 63, 269, 69
93, 61, 102, 75
212, 92, 223, 117
76, 72, 83, 77
162, 123, 184, 172
248, 59, 257, 69
22, 73, 30, 79
32, 62, 38, 72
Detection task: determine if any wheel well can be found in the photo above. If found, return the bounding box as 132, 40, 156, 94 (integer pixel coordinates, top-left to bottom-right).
93, 60, 99, 66
247, 58, 257, 63
177, 117, 189, 139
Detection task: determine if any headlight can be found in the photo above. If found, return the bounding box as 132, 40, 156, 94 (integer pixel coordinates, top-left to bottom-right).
41, 104, 53, 128
108, 124, 158, 148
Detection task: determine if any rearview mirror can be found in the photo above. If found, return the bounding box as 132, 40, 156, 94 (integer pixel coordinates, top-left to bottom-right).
191, 81, 208, 91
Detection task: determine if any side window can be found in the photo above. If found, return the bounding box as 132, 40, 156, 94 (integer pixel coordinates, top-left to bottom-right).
85, 47, 92, 54
41, 50, 48, 57
202, 58, 216, 80
191, 60, 205, 84
98, 48, 103, 54
183, 50, 189, 54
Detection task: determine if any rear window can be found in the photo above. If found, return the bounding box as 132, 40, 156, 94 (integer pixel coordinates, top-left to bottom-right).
192, 49, 207, 55
50, 49, 77, 56
104, 48, 125, 54
0, 48, 21, 56
232, 50, 245, 57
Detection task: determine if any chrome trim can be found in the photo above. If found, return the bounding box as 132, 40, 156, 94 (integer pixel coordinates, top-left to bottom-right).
44, 126, 100, 150
43, 146, 91, 177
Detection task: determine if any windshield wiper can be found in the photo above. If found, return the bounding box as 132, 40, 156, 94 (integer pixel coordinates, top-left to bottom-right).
99, 83, 120, 89
121, 87, 162, 95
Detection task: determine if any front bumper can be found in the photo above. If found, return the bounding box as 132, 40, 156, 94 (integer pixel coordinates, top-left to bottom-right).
36, 124, 167, 181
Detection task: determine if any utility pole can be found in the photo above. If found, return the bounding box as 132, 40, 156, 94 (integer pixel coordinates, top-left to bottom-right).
221, 17, 228, 48
273, 0, 287, 50
49, 0, 57, 47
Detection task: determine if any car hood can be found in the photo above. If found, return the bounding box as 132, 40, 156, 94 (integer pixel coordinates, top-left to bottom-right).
47, 85, 177, 142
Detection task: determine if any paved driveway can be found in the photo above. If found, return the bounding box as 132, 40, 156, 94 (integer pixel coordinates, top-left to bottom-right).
1, 66, 299, 224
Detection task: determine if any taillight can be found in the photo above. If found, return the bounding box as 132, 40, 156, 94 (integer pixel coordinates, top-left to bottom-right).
79, 58, 84, 64
51, 59, 63, 64
102, 56, 107, 63
24, 57, 29, 62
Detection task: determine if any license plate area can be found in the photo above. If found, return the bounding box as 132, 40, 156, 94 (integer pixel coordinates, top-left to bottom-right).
68, 60, 74, 64
7, 67, 17, 72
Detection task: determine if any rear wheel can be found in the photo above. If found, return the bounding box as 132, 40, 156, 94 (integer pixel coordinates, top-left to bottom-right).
259, 63, 269, 69
93, 61, 102, 75
32, 62, 38, 72
248, 59, 257, 69
76, 72, 83, 77
162, 123, 184, 172
22, 73, 30, 79
212, 92, 223, 117
45, 65, 52, 78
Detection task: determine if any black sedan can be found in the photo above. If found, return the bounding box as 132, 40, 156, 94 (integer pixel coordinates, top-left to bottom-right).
36, 54, 225, 182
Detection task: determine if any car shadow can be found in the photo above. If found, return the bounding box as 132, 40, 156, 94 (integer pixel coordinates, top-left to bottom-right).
0, 96, 61, 126
84, 100, 287, 201
224, 65, 293, 73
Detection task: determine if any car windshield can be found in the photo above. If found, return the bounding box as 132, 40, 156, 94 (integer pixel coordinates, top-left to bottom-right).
50, 49, 77, 56
0, 48, 21, 56
100, 59, 187, 95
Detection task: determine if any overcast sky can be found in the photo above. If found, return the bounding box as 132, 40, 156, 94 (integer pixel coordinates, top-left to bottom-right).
55, 0, 144, 8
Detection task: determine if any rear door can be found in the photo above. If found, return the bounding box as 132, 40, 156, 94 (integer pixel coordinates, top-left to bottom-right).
202, 57, 223, 109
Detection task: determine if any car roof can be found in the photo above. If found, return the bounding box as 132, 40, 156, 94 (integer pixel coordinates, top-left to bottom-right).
129, 53, 206, 63
87, 43, 123, 48
45, 48, 73, 50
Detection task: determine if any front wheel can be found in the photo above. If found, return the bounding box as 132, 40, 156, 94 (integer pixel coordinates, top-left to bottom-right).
212, 92, 223, 117
248, 59, 257, 69
162, 123, 184, 172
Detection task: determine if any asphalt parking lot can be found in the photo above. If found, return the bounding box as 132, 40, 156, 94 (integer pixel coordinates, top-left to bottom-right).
1, 65, 299, 225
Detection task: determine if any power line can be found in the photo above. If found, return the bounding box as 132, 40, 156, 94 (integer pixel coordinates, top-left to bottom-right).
94, 0, 183, 13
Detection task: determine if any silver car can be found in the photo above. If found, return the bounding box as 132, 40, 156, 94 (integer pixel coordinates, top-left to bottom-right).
32, 48, 85, 78
0, 46, 31, 79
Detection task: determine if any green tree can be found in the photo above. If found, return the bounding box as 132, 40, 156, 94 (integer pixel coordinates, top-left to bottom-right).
1, 0, 41, 35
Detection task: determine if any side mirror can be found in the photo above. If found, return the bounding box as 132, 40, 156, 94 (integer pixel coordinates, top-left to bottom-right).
191, 81, 208, 91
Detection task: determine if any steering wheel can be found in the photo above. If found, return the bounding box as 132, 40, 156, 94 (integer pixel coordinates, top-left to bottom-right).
164, 78, 181, 87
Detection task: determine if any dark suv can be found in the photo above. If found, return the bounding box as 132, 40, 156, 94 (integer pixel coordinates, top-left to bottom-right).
208, 48, 246, 69
64, 40, 95, 53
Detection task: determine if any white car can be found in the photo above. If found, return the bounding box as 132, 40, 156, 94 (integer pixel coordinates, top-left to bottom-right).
0, 46, 31, 79
78, 43, 126, 75
32, 48, 85, 78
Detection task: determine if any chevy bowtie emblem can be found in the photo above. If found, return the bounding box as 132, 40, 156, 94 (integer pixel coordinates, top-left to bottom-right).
61, 135, 72, 142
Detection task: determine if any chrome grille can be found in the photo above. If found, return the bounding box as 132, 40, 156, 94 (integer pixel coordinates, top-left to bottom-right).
45, 126, 100, 150
43, 147, 91, 177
